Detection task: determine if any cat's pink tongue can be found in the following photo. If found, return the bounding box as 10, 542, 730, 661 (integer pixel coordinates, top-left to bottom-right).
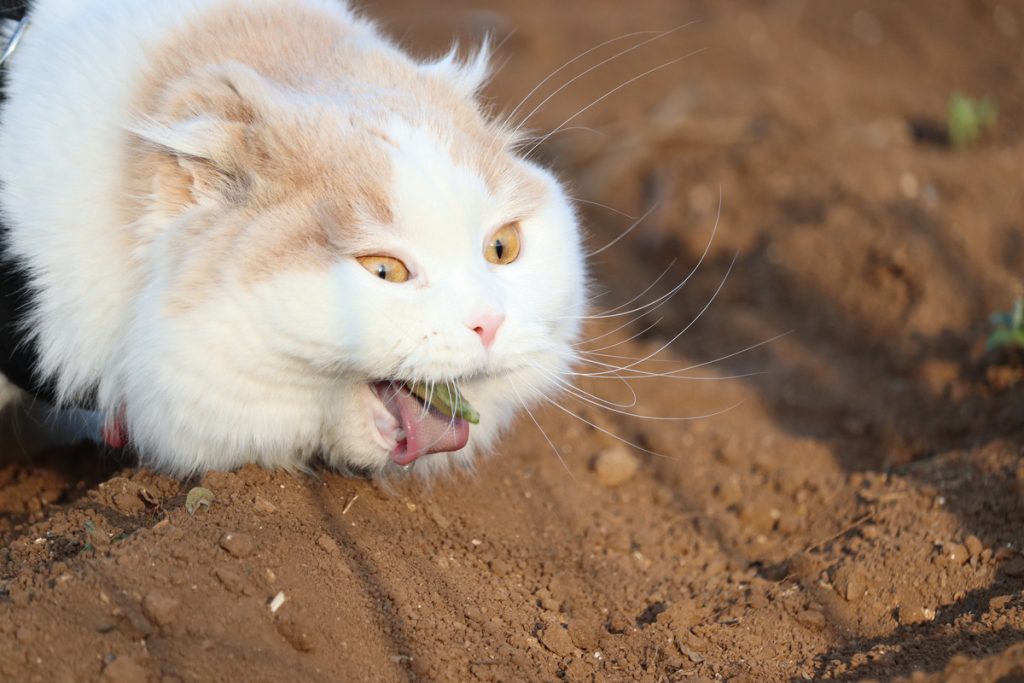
378, 383, 470, 466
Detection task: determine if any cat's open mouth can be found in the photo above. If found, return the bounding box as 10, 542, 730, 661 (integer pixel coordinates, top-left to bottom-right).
368, 382, 472, 466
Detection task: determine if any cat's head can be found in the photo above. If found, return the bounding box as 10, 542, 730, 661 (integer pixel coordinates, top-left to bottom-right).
123, 43, 586, 476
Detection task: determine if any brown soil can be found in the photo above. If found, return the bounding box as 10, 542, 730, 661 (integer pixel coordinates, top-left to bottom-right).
3, 1, 1024, 681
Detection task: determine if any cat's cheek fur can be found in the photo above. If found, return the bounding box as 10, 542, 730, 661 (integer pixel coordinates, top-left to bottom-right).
110, 289, 325, 475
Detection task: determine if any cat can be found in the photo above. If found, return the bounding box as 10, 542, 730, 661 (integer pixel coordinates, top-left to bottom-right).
0, 0, 587, 477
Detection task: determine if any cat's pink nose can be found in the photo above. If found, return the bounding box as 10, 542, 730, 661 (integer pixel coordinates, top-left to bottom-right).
468, 313, 505, 349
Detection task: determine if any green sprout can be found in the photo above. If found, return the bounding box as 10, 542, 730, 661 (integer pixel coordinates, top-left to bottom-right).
987, 299, 1024, 351
83, 520, 96, 552
948, 93, 997, 148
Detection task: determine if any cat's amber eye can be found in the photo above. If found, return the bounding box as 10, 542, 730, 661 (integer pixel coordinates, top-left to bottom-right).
484, 222, 522, 265
356, 255, 410, 283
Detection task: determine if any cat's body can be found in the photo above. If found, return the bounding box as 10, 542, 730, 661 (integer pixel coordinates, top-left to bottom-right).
0, 0, 585, 476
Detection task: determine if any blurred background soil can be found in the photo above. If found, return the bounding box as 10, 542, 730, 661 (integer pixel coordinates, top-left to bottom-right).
2, 1, 1024, 681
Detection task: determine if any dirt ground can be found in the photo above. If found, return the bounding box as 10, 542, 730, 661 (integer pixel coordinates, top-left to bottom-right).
2, 1, 1024, 681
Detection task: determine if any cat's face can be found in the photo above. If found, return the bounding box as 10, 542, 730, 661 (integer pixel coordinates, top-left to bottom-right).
125, 54, 585, 475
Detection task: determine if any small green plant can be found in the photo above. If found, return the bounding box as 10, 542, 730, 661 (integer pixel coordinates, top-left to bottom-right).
82, 519, 97, 552
987, 298, 1024, 351
948, 93, 997, 148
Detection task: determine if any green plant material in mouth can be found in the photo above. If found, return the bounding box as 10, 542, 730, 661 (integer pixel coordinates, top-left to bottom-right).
948, 93, 997, 148
404, 381, 480, 424
987, 298, 1024, 351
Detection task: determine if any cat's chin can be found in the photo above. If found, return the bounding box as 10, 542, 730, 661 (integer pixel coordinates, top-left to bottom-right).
365, 381, 471, 467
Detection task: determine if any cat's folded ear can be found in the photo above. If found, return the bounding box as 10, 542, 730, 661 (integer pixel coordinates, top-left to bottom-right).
420, 39, 491, 98
127, 62, 274, 206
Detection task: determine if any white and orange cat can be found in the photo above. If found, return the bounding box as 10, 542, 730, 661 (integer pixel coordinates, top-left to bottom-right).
0, 0, 586, 476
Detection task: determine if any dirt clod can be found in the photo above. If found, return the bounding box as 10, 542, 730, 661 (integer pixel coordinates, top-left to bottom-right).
219, 532, 254, 559
833, 565, 868, 602
794, 609, 826, 631
112, 491, 146, 516
538, 623, 575, 657
101, 657, 149, 683
142, 590, 180, 627
316, 534, 340, 557
276, 615, 316, 652
214, 566, 247, 594
898, 601, 936, 626
253, 497, 276, 514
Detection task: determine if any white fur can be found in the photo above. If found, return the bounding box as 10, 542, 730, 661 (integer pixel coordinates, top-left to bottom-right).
0, 0, 586, 476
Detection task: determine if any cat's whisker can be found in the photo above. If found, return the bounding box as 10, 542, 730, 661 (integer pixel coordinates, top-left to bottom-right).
560, 270, 687, 322
510, 22, 701, 137
575, 316, 663, 353
519, 125, 608, 142
523, 47, 708, 158
507, 376, 574, 479
502, 29, 662, 131
587, 201, 660, 258
532, 361, 640, 409
558, 187, 722, 326
572, 197, 638, 220
565, 377, 743, 422
579, 249, 738, 378
527, 386, 675, 459
571, 355, 766, 382
574, 331, 792, 379
536, 360, 744, 420
488, 26, 520, 66
572, 368, 769, 382
583, 259, 677, 319
573, 355, 769, 381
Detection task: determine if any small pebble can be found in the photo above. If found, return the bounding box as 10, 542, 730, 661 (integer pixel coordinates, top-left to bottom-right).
253, 497, 277, 514
276, 615, 315, 652
268, 592, 287, 613
898, 601, 935, 625
142, 590, 180, 627
945, 543, 969, 566
219, 532, 255, 558
592, 447, 639, 487
965, 535, 984, 559
316, 534, 340, 557
676, 641, 705, 664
